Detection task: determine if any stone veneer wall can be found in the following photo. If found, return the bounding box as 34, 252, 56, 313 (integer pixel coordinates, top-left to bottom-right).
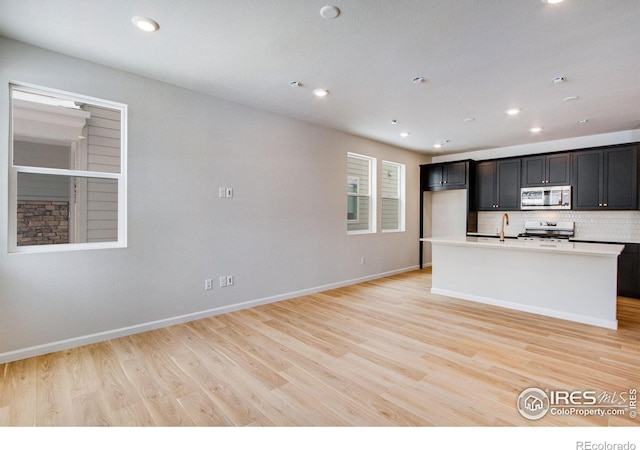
477, 210, 640, 243
17, 201, 69, 246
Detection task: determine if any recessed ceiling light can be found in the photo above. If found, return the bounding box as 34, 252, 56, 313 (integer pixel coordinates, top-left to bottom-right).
312, 88, 329, 97
577, 118, 589, 124
463, 117, 475, 122
320, 5, 341, 19
563, 96, 580, 102
400, 132, 410, 137
552, 76, 567, 84
434, 143, 442, 149
132, 16, 159, 32
506, 108, 521, 116
412, 77, 425, 84
390, 119, 398, 125
289, 81, 302, 87
530, 127, 542, 133
541, 0, 565, 4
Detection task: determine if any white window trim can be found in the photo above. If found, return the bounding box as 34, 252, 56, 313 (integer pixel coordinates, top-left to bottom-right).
381, 160, 406, 233
347, 152, 376, 235
8, 82, 127, 253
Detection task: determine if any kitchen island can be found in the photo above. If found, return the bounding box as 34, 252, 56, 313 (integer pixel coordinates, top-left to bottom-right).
422, 236, 625, 329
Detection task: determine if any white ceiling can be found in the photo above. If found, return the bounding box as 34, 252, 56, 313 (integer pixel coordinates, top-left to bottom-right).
1, 0, 639, 155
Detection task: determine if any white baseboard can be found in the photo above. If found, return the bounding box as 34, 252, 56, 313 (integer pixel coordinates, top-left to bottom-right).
0, 265, 418, 364
431, 288, 618, 330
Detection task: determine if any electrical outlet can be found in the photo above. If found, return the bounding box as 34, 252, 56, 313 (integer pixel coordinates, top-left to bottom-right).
205, 278, 212, 290
219, 276, 227, 288
226, 187, 233, 198
219, 187, 226, 198
226, 275, 234, 286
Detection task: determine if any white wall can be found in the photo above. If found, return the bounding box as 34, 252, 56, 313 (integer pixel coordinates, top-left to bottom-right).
0, 38, 429, 362
421, 189, 468, 267
431, 190, 468, 238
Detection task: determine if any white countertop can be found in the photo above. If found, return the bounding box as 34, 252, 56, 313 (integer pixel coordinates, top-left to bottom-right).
571, 237, 640, 245
466, 232, 640, 245
421, 236, 625, 256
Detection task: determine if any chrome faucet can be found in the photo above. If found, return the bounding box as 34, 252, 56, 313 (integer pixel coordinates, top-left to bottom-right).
500, 213, 509, 241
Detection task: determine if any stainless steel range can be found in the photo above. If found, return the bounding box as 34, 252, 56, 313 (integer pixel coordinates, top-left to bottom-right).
517, 221, 575, 242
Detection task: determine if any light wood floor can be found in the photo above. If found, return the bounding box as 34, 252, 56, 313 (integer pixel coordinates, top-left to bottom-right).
1, 268, 639, 426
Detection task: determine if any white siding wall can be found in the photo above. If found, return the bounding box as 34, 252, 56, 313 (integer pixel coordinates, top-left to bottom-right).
85, 105, 120, 242
17, 173, 69, 202
13, 140, 70, 169
381, 162, 399, 231
347, 155, 370, 232
14, 141, 71, 202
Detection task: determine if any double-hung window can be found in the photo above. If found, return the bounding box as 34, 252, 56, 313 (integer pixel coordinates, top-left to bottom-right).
381, 161, 405, 232
8, 83, 127, 253
347, 152, 376, 234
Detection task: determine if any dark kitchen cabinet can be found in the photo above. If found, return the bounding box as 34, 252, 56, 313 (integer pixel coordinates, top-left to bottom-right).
618, 243, 640, 298
521, 152, 571, 187
419, 160, 473, 269
572, 145, 638, 210
422, 161, 469, 191
474, 158, 520, 210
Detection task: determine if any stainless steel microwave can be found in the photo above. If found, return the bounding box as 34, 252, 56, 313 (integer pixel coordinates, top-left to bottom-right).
520, 186, 571, 210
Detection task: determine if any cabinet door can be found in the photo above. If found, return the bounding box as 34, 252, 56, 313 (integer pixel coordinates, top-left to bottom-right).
425, 164, 444, 189
572, 150, 603, 210
496, 159, 521, 209
604, 146, 638, 209
546, 153, 571, 185
522, 154, 570, 186
475, 161, 496, 210
443, 161, 467, 188
618, 243, 640, 298
521, 156, 545, 187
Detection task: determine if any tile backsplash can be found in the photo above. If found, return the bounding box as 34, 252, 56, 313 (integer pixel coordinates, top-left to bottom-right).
477, 210, 640, 243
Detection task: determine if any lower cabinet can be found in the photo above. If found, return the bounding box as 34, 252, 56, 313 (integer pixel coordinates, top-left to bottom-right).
618, 243, 640, 298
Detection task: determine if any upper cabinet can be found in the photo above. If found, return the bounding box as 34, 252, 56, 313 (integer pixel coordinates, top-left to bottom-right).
423, 143, 638, 212
474, 158, 520, 210
521, 153, 571, 187
572, 145, 638, 210
421, 160, 469, 191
